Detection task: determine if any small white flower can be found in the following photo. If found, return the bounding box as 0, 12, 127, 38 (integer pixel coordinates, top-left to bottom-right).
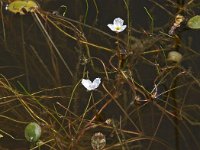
107, 18, 127, 33
81, 78, 101, 91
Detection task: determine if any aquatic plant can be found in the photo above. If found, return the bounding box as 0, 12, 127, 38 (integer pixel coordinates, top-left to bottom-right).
0, 0, 200, 149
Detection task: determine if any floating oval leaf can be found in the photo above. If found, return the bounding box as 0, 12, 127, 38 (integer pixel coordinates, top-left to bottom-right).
24, 122, 41, 142
187, 15, 200, 29
26, 0, 39, 12
6, 0, 27, 15
6, 0, 39, 15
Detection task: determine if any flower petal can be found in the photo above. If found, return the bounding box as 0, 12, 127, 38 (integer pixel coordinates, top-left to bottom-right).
81, 79, 93, 91
92, 78, 101, 89
113, 18, 124, 26
107, 24, 116, 31
118, 25, 127, 32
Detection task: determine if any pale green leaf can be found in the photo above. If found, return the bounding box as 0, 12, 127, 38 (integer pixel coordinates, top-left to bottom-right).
187, 15, 200, 29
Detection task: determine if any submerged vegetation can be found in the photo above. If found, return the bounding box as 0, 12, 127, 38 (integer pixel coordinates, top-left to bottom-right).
0, 0, 200, 149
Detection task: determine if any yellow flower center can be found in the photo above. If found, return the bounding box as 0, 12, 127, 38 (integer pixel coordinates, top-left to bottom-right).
115, 26, 121, 31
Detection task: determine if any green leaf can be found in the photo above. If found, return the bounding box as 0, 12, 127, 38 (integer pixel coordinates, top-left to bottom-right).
6, 0, 39, 15
24, 122, 41, 143
187, 15, 200, 29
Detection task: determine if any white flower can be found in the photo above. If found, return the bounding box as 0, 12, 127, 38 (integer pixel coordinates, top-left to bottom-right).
107, 18, 127, 33
81, 78, 101, 91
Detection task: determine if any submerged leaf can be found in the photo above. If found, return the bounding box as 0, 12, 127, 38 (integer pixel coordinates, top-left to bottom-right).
24, 122, 41, 142
187, 15, 200, 29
